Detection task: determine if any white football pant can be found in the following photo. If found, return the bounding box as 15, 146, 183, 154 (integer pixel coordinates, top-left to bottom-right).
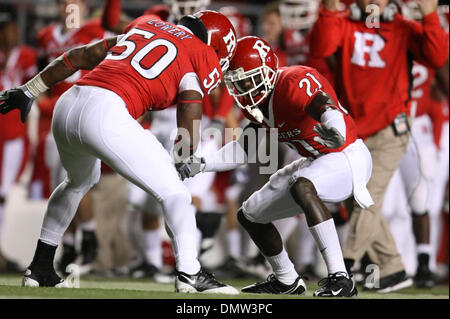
40, 85, 200, 274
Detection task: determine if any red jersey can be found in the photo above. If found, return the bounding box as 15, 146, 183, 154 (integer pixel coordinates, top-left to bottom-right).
310, 9, 448, 139
243, 66, 357, 158
37, 19, 108, 98
410, 62, 437, 117
78, 16, 222, 119
0, 46, 37, 140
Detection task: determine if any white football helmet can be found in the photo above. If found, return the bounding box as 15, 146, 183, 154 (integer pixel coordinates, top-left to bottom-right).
279, 0, 320, 30
164, 0, 210, 21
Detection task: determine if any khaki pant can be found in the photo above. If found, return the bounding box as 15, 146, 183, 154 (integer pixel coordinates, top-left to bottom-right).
91, 173, 135, 271
343, 123, 410, 277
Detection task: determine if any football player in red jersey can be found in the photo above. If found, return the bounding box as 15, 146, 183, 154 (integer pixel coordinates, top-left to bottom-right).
0, 11, 238, 294
177, 36, 374, 297
0, 13, 37, 272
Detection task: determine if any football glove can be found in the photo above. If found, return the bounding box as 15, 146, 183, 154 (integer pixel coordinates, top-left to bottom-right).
0, 86, 35, 123
175, 154, 205, 181
313, 123, 345, 149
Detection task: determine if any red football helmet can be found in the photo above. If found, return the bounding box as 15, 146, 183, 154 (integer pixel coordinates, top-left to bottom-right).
194, 10, 237, 72
224, 36, 279, 122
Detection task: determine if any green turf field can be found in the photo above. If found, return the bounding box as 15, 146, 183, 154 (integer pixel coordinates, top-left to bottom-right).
0, 274, 448, 299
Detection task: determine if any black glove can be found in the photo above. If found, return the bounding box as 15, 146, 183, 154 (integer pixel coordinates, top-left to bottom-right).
0, 86, 35, 123
175, 155, 205, 181
313, 123, 345, 149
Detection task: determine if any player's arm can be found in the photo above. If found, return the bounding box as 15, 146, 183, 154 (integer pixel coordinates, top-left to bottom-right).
309, 0, 343, 58
407, 0, 448, 69
201, 121, 264, 173
306, 91, 346, 149
0, 36, 119, 122
102, 0, 132, 34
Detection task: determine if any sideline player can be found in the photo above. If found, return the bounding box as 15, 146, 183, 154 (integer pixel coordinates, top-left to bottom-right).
177, 36, 374, 297
0, 11, 238, 294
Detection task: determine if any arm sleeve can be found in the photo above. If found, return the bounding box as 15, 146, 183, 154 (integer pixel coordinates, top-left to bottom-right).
178, 72, 204, 98
310, 8, 344, 58
202, 140, 248, 172
407, 12, 449, 69
102, 0, 121, 30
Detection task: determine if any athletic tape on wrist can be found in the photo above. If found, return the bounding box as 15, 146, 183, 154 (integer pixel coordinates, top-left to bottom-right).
25, 74, 49, 98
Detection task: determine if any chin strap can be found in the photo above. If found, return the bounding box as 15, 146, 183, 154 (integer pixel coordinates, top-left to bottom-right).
248, 107, 264, 123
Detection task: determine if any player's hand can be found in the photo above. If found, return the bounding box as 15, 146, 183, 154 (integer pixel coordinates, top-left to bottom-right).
313, 123, 345, 149
417, 0, 438, 16
0, 86, 35, 123
175, 154, 205, 181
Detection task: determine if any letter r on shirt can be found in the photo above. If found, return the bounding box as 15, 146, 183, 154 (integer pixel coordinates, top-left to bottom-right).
351, 32, 386, 68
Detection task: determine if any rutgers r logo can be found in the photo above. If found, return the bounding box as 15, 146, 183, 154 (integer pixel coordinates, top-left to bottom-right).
223, 29, 237, 56
253, 40, 271, 62
351, 32, 386, 68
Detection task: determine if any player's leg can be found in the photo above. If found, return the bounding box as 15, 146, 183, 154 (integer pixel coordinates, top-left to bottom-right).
23, 138, 101, 287
400, 115, 437, 288
70, 86, 236, 294
236, 158, 313, 295
44, 132, 77, 274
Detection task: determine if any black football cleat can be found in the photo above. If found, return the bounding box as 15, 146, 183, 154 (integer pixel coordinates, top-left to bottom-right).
175, 268, 238, 294
414, 254, 435, 289
22, 267, 69, 288
314, 272, 358, 297
242, 274, 307, 295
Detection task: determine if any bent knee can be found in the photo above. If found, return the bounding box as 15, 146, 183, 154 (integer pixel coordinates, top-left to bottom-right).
289, 177, 317, 207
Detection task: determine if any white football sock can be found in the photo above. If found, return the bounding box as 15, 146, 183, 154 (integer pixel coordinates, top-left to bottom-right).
143, 229, 162, 268
309, 218, 348, 276
265, 248, 299, 285
226, 228, 241, 259
417, 243, 433, 256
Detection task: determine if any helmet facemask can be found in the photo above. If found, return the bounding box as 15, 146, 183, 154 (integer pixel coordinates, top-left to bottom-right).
225, 63, 277, 123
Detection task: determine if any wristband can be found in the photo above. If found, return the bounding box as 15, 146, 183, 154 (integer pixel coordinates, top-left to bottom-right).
24, 74, 49, 98
64, 52, 76, 71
